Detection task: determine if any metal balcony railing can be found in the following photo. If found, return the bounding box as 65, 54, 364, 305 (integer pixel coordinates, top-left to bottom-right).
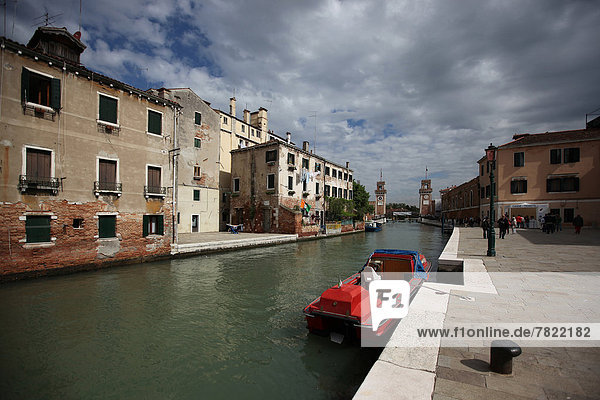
94, 181, 122, 193
18, 175, 60, 193
144, 186, 167, 197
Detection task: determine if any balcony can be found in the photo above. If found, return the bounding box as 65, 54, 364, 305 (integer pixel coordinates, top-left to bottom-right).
94, 181, 122, 197
18, 175, 60, 194
144, 186, 167, 198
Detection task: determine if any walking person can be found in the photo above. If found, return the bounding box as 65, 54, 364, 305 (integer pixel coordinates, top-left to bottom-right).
573, 214, 584, 234
482, 217, 489, 239
511, 216, 517, 234
498, 215, 509, 239
556, 215, 562, 232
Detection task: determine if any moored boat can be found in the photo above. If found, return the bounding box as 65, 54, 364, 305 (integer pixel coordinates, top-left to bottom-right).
365, 221, 382, 232
303, 249, 432, 343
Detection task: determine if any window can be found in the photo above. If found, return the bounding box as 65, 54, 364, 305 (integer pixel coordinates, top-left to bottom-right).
73, 218, 83, 229
547, 176, 579, 192
257, 130, 261, 139
193, 189, 200, 201
324, 185, 330, 197
21, 147, 58, 193
514, 152, 524, 167
564, 148, 580, 163
349, 175, 352, 182
564, 208, 574, 223
194, 166, 201, 180
242, 125, 245, 133
288, 153, 295, 165
98, 94, 118, 125
332, 169, 337, 178
315, 163, 321, 172
97, 158, 119, 192
194, 138, 201, 148
302, 158, 309, 169
222, 192, 227, 203
486, 162, 490, 173
26, 215, 51, 243
195, 112, 202, 125
344, 189, 348, 199
325, 166, 330, 176
332, 187, 337, 197
480, 164, 484, 176
485, 185, 490, 198
510, 179, 527, 194
303, 179, 307, 192
146, 166, 162, 195
98, 215, 116, 238
550, 149, 561, 164
344, 172, 348, 181
267, 174, 275, 190
143, 215, 164, 236
316, 182, 320, 195
147, 109, 162, 136
288, 176, 293, 190
349, 190, 353, 200
480, 187, 485, 199
266, 150, 277, 163
233, 178, 240, 192
223, 116, 228, 124
21, 67, 61, 109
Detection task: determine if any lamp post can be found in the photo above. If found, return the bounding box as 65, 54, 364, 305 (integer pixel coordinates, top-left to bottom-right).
486, 143, 497, 256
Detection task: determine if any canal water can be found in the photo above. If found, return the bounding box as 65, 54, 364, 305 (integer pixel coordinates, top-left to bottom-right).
0, 222, 447, 400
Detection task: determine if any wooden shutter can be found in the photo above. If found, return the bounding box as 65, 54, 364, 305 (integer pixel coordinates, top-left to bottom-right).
21, 67, 30, 103
99, 95, 118, 124
27, 148, 51, 178
195, 112, 201, 125
99, 160, 117, 183
26, 216, 51, 243
148, 110, 162, 135
147, 166, 161, 188
143, 215, 149, 237
50, 78, 61, 110
157, 215, 164, 235
99, 215, 116, 238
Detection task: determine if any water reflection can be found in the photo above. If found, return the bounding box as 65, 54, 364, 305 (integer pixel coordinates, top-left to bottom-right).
0, 222, 446, 400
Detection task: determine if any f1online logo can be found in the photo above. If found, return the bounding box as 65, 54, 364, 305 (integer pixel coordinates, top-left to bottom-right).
368, 280, 410, 331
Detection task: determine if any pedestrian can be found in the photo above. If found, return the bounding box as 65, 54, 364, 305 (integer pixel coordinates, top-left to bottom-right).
541, 215, 546, 232
498, 215, 509, 239
524, 215, 529, 229
556, 215, 562, 232
511, 216, 517, 234
482, 217, 489, 239
573, 214, 583, 234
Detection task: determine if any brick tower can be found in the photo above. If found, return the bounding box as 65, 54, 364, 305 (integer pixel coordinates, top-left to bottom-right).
419, 167, 433, 216
375, 170, 387, 216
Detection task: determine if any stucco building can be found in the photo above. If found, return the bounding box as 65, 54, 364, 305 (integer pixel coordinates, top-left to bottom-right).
440, 177, 480, 221
214, 97, 270, 230
151, 88, 220, 234
0, 28, 179, 279
478, 128, 600, 227
229, 139, 353, 235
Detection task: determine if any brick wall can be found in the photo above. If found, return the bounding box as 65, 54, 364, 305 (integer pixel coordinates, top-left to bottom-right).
0, 200, 172, 280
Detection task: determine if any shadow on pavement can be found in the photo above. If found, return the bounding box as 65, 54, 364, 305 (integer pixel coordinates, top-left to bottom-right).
517, 228, 600, 247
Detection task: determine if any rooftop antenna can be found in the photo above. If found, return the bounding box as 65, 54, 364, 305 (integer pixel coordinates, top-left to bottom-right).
425, 165, 428, 179
11, 0, 19, 37
309, 111, 317, 153
380, 169, 383, 180
78, 0, 81, 32
32, 11, 63, 27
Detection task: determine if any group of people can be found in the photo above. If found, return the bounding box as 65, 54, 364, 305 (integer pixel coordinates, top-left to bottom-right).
481, 213, 585, 238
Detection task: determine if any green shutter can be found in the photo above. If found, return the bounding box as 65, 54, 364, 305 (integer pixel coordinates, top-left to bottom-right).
21, 67, 30, 103
143, 215, 149, 237
99, 215, 116, 238
50, 78, 61, 110
195, 112, 202, 125
148, 110, 162, 135
193, 190, 200, 201
157, 215, 164, 236
26, 216, 51, 243
99, 95, 118, 124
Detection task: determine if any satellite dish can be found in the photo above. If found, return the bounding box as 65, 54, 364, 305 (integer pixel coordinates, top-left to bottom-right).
74, 31, 81, 40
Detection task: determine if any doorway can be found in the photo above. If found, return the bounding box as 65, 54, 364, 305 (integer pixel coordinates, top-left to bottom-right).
191, 215, 199, 232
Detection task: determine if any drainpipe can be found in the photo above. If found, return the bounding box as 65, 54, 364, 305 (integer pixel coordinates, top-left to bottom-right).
171, 107, 180, 244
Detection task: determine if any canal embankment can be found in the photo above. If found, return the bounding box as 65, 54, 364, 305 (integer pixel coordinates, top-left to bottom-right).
355, 226, 600, 399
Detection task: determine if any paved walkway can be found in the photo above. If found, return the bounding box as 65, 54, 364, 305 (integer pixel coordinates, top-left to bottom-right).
355, 227, 600, 399
433, 227, 600, 400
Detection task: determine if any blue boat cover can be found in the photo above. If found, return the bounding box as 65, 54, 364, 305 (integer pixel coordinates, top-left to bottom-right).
369, 249, 427, 272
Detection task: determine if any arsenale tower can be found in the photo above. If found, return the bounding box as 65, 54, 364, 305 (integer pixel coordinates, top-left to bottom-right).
375, 170, 387, 216
419, 167, 433, 216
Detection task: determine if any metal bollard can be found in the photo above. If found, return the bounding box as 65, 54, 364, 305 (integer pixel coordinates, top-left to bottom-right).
490, 340, 522, 374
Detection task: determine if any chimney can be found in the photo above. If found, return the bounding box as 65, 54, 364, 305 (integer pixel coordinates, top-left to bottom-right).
303, 141, 310, 151
229, 97, 236, 117
346, 161, 349, 168
286, 132, 291, 144
243, 109, 250, 124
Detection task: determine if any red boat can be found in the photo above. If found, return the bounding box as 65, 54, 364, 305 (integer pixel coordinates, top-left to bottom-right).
303, 249, 432, 343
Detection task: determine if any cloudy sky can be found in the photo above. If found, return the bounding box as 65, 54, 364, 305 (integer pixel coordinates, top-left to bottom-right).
7, 0, 600, 204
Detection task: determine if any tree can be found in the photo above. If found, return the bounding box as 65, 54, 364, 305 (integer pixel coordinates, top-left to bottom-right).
353, 181, 374, 220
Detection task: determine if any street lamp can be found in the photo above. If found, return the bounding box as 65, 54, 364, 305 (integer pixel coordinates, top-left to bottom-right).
486, 143, 497, 256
